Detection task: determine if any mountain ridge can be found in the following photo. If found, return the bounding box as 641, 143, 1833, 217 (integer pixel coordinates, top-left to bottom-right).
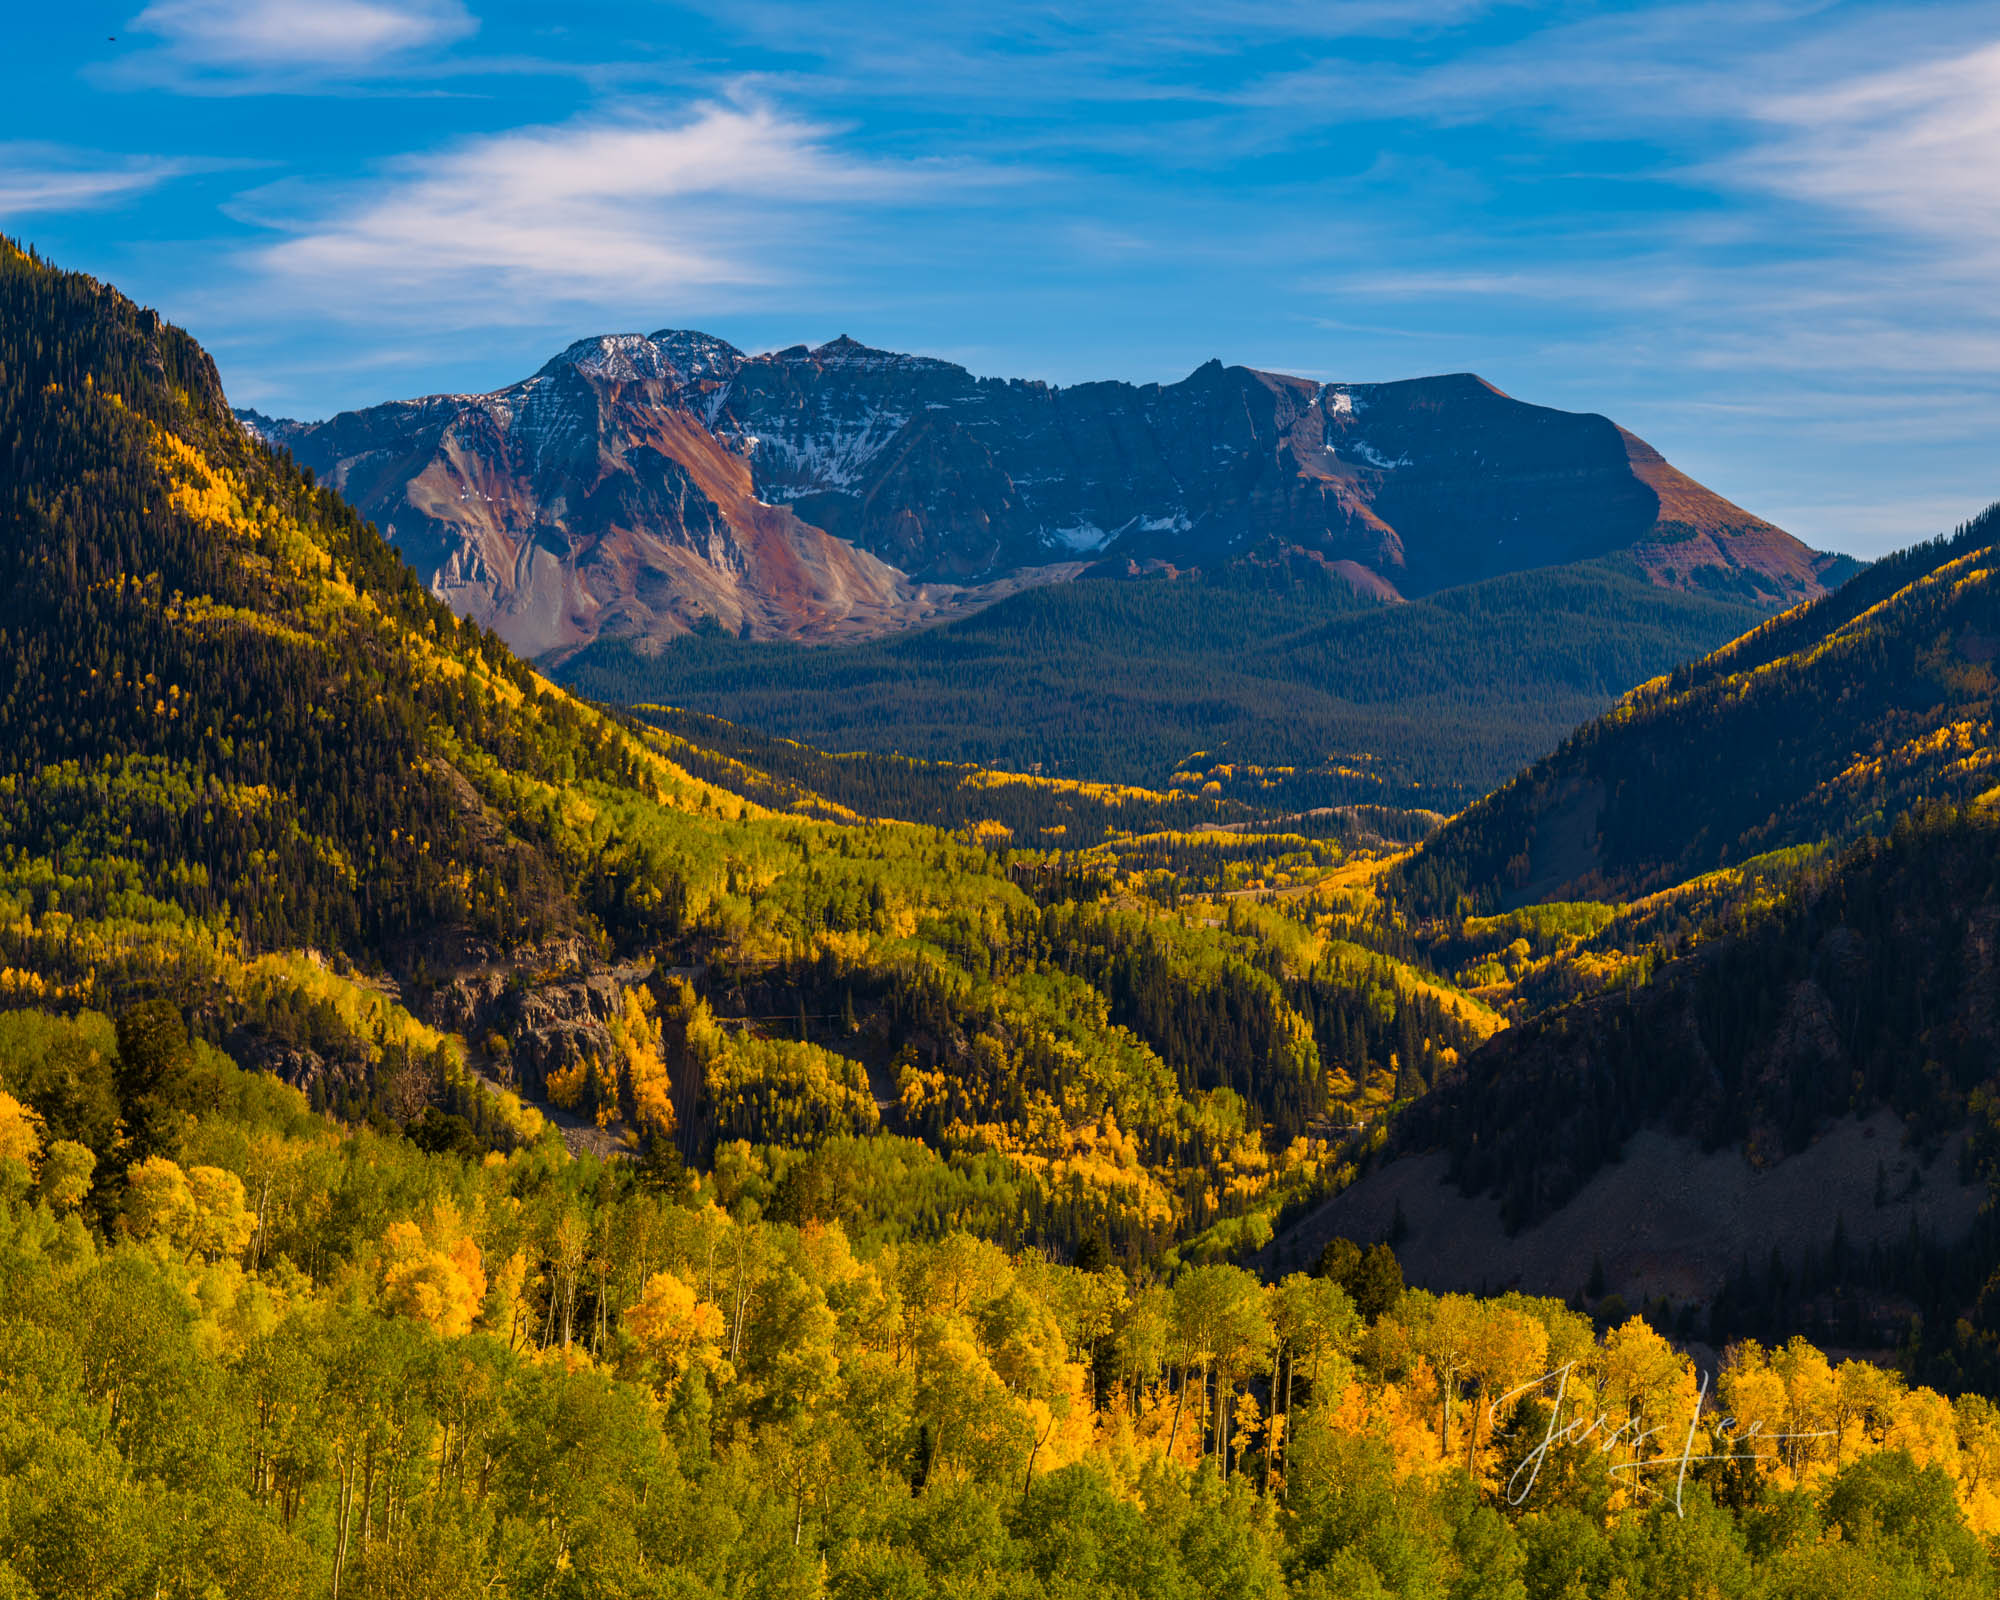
244, 329, 1848, 659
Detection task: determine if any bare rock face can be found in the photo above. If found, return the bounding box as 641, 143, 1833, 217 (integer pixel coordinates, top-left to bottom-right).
506, 974, 621, 1089
425, 969, 509, 1038
225, 1034, 352, 1096
243, 336, 1841, 659
420, 955, 623, 1096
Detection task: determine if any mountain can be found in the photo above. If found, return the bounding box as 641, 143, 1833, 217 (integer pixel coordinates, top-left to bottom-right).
10, 244, 2000, 1595
249, 329, 1849, 658
1392, 503, 2000, 913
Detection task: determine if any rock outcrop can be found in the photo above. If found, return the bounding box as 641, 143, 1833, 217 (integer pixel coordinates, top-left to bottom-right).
416, 941, 625, 1096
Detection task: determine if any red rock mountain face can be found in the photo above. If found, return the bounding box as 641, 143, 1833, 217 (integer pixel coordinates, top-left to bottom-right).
243, 333, 1842, 658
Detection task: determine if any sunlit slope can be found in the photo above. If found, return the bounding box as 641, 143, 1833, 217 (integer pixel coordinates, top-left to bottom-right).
0, 239, 783, 978
1395, 507, 2000, 913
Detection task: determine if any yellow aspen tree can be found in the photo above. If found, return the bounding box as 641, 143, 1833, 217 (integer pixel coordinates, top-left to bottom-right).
914, 1315, 1031, 1483
1770, 1336, 1839, 1480
1407, 1293, 1483, 1462
184, 1166, 258, 1263
980, 1283, 1088, 1488
1232, 1390, 1264, 1477
624, 1268, 729, 1389
1465, 1302, 1548, 1479
0, 1090, 43, 1170
124, 1155, 198, 1249
545, 1058, 590, 1111
1597, 1317, 1697, 1490
380, 1204, 486, 1337
1719, 1343, 1791, 1486
1955, 1393, 2000, 1535
483, 1249, 534, 1350
1832, 1358, 1905, 1464
616, 985, 675, 1137
1887, 1386, 1961, 1473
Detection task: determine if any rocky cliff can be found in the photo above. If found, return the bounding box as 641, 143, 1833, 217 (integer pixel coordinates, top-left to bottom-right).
245, 333, 1844, 657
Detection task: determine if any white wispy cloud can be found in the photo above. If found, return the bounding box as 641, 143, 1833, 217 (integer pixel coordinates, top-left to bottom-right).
0, 143, 203, 217
123, 0, 475, 83
246, 100, 934, 324
1741, 39, 2000, 248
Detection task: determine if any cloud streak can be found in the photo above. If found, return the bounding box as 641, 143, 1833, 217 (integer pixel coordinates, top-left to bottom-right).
0, 143, 204, 217
248, 101, 937, 324
30, 0, 1993, 549
120, 0, 475, 86
1742, 40, 2000, 248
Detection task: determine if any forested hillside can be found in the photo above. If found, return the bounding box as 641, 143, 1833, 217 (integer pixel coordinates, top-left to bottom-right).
1320, 505, 2000, 1398
1368, 801, 2000, 1390
1405, 803, 2000, 1209
560, 552, 1780, 811
9, 239, 2000, 1596
4, 1029, 1997, 1598
1393, 507, 2000, 913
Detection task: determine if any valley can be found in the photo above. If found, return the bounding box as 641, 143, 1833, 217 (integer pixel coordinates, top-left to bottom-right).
254, 324, 1867, 809
5, 241, 2000, 1596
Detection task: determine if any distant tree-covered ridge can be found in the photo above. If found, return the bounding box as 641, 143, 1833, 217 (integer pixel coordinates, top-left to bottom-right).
1392, 503, 2000, 915
557, 550, 1786, 813
623, 703, 1266, 843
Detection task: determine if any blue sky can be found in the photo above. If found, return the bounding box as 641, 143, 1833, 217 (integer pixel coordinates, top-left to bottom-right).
4, 1, 1998, 556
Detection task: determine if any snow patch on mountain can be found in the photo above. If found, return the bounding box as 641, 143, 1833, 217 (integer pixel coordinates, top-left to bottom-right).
235, 408, 307, 447
502, 372, 608, 475
546, 334, 670, 384
541, 330, 745, 390
1349, 440, 1412, 470
804, 335, 962, 375
645, 329, 745, 386
750, 406, 914, 495
1045, 521, 1112, 552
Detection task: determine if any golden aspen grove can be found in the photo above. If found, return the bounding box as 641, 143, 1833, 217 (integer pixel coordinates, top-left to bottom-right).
5, 238, 2000, 1600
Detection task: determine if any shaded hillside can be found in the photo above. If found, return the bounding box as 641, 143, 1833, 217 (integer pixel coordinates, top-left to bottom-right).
1394, 506, 2000, 913
253, 329, 1845, 656
1279, 803, 2000, 1389
560, 552, 1780, 811
1400, 804, 2000, 1233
